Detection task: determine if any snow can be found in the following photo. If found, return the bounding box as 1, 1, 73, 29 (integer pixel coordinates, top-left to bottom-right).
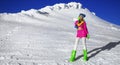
40, 2, 82, 11
92, 12, 96, 15
0, 2, 120, 65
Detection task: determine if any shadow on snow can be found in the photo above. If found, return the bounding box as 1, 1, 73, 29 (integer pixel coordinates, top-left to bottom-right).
75, 41, 120, 61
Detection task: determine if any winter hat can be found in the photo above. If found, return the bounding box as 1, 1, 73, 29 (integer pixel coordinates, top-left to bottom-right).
79, 13, 86, 18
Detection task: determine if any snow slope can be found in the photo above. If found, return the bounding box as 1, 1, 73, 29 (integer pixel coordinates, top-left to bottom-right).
0, 2, 120, 65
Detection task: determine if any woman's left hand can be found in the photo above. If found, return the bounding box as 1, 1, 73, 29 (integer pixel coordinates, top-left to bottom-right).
87, 34, 90, 39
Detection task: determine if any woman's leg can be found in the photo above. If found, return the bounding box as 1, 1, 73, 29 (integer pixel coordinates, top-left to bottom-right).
82, 37, 88, 61
73, 37, 80, 50
82, 37, 87, 50
69, 37, 80, 62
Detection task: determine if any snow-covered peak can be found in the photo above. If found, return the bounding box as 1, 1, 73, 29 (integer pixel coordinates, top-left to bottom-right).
67, 2, 82, 9
21, 9, 38, 16
40, 2, 82, 11
0, 2, 84, 16
21, 9, 37, 14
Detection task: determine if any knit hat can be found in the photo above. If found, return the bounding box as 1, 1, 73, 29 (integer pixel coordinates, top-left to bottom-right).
79, 13, 86, 18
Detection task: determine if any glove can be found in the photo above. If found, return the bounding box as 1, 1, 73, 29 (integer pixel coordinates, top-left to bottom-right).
87, 34, 90, 39
74, 25, 78, 29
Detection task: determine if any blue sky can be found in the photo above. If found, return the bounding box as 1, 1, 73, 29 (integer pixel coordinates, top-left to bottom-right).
0, 0, 120, 25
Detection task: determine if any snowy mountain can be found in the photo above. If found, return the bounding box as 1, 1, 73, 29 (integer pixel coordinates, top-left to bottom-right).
0, 2, 120, 65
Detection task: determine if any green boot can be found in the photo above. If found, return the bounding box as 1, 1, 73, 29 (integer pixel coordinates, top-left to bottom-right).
69, 50, 76, 62
83, 49, 88, 61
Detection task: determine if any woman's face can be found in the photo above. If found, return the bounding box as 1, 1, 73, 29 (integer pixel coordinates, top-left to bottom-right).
80, 16, 83, 19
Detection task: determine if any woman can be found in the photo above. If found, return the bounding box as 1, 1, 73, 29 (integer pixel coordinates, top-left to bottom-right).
69, 13, 90, 62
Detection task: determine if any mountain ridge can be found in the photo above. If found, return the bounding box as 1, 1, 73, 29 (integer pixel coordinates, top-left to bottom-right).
0, 2, 120, 29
